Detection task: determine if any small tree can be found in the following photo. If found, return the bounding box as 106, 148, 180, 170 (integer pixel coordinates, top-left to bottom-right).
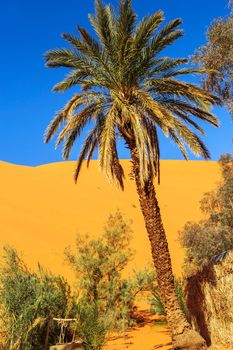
65, 211, 133, 327
65, 211, 156, 349
192, 2, 233, 114
0, 246, 77, 350
179, 154, 233, 274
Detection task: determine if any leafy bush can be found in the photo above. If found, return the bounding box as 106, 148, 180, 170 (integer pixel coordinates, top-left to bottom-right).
65, 211, 134, 329
65, 211, 155, 349
0, 246, 77, 350
179, 154, 233, 274
77, 303, 108, 350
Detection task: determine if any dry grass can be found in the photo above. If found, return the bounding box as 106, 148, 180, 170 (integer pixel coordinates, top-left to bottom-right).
186, 251, 233, 348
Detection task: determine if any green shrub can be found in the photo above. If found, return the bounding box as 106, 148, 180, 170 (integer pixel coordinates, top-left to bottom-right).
77, 303, 108, 350
65, 211, 156, 349
179, 154, 233, 274
65, 211, 134, 330
0, 246, 77, 350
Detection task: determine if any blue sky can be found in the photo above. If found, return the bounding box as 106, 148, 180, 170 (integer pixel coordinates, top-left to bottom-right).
0, 0, 232, 166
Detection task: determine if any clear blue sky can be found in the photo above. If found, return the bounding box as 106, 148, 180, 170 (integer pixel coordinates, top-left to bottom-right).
0, 0, 232, 166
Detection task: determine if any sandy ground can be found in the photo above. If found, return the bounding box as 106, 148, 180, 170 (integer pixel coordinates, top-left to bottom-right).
105, 311, 172, 350
0, 160, 220, 279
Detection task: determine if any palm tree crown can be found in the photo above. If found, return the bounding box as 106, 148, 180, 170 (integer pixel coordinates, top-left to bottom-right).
44, 0, 219, 189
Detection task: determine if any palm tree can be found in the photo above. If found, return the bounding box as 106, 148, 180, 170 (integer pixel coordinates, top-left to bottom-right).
44, 1, 219, 348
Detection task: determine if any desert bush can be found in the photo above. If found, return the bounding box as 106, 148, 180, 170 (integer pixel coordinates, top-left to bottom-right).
76, 303, 108, 350
0, 246, 77, 350
65, 211, 134, 330
65, 211, 155, 349
179, 154, 233, 274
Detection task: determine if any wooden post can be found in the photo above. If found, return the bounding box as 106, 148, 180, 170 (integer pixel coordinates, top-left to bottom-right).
45, 317, 52, 350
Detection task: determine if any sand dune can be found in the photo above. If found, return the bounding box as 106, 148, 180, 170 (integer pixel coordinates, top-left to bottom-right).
0, 160, 220, 279
0, 159, 222, 349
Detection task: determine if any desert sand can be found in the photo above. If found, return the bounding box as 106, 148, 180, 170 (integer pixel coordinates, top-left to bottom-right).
105, 312, 171, 350
0, 159, 222, 349
0, 159, 220, 277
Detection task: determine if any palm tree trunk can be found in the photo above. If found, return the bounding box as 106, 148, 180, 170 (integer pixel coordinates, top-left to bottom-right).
129, 146, 207, 350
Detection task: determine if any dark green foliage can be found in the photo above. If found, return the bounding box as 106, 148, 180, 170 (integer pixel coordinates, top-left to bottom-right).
193, 2, 233, 114
0, 246, 77, 350
179, 154, 233, 274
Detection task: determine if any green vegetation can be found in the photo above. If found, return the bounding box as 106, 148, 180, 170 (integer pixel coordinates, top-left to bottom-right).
0, 246, 77, 350
193, 1, 233, 114
44, 0, 219, 347
76, 303, 108, 350
65, 211, 155, 335
179, 154, 233, 274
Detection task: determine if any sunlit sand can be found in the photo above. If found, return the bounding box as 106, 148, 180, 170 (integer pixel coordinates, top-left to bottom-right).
0, 160, 220, 278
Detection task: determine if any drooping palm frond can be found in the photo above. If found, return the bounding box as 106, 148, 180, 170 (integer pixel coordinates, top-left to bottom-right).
74, 125, 100, 181
45, 0, 220, 188
44, 94, 84, 142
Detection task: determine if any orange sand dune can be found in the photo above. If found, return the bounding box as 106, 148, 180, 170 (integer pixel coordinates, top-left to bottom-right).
0, 160, 222, 349
0, 160, 220, 279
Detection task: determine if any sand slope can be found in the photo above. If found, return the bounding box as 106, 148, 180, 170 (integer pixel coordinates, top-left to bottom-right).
0, 160, 220, 278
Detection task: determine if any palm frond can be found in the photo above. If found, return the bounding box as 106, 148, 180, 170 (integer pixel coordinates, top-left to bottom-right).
168, 129, 188, 160
99, 108, 115, 169
44, 49, 81, 68
146, 19, 183, 59
174, 112, 206, 135
52, 70, 88, 92
56, 103, 102, 152
118, 0, 136, 37
148, 78, 217, 106
74, 127, 99, 182
173, 118, 210, 159
162, 99, 219, 126
163, 67, 210, 78
44, 94, 84, 143
148, 58, 188, 77
134, 11, 164, 50
130, 109, 149, 184
89, 0, 115, 53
